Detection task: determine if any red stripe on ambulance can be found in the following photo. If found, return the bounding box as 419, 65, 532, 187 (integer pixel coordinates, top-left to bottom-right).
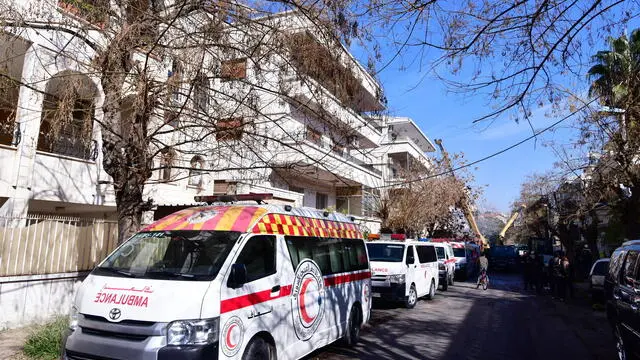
324, 271, 371, 287
220, 271, 371, 314
221, 285, 293, 314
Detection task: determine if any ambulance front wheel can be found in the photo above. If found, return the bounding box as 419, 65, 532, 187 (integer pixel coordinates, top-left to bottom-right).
242, 336, 275, 360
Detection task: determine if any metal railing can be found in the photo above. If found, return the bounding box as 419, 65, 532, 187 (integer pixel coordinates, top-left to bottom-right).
0, 215, 118, 277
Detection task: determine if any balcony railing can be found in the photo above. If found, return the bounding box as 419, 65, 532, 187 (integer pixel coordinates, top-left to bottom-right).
301, 132, 381, 176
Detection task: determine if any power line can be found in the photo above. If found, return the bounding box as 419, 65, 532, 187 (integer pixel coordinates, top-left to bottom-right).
372, 97, 601, 190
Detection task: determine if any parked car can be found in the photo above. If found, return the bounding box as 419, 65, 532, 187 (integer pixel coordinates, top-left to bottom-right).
431, 242, 456, 291
450, 242, 481, 280
488, 245, 518, 272
367, 240, 439, 308
63, 202, 371, 360
605, 240, 640, 360
589, 258, 610, 302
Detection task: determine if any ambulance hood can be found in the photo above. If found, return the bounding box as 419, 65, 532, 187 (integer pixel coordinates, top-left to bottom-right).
76, 274, 218, 323
370, 261, 405, 276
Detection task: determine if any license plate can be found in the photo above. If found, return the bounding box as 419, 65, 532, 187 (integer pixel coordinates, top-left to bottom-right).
372, 292, 381, 298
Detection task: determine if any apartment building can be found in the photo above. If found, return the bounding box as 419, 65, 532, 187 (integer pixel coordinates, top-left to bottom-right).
0, 2, 435, 236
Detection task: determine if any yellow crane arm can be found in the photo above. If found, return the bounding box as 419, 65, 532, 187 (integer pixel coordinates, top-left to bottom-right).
499, 204, 526, 239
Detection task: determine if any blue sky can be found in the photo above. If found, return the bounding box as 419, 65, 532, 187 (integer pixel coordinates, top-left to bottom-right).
378, 69, 570, 213
361, 12, 640, 214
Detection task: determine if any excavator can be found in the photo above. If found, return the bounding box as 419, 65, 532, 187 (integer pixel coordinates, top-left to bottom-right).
434, 139, 488, 250
499, 204, 526, 243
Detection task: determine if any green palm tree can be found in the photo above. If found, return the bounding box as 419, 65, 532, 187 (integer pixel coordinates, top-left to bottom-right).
587, 29, 640, 109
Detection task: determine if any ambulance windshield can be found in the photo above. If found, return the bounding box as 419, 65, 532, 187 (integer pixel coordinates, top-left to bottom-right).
366, 243, 405, 262
94, 230, 240, 281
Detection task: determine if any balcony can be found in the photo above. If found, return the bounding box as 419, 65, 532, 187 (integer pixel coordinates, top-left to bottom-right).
284, 75, 382, 147
274, 137, 383, 189
384, 135, 432, 169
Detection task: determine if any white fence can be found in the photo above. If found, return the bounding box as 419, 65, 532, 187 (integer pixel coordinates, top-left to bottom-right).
0, 215, 118, 277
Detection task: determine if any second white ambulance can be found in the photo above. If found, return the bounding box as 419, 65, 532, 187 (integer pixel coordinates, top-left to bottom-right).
366, 240, 439, 308
63, 197, 371, 360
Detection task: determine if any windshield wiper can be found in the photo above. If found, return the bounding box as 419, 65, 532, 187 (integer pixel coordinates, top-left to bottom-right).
145, 270, 198, 280
96, 267, 136, 278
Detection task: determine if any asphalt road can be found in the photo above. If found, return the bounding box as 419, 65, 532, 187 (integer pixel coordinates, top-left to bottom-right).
308, 272, 616, 360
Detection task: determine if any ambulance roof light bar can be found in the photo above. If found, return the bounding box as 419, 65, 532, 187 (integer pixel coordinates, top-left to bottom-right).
195, 193, 273, 205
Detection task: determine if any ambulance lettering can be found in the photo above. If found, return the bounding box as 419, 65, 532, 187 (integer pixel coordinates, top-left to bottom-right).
93, 285, 152, 308
291, 259, 325, 341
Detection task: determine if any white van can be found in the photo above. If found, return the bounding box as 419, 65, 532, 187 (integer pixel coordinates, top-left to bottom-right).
63, 201, 371, 360
366, 240, 439, 308
432, 242, 455, 291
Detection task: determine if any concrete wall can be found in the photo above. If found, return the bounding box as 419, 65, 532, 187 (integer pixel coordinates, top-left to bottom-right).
0, 273, 83, 330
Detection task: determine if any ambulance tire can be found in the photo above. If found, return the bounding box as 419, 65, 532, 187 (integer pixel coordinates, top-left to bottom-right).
426, 280, 436, 300
405, 284, 417, 309
342, 305, 362, 347
441, 277, 449, 291
242, 337, 275, 360
449, 273, 454, 286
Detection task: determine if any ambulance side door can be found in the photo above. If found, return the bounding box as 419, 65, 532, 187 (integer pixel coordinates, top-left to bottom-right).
219, 235, 290, 359
405, 245, 418, 296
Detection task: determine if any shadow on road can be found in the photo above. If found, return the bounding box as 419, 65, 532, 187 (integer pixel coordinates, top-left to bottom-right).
307, 272, 615, 360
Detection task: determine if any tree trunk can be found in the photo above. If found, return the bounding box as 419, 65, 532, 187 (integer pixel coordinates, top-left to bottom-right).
115, 181, 144, 244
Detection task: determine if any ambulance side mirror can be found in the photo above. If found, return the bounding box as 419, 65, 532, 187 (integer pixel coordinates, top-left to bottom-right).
228, 263, 247, 289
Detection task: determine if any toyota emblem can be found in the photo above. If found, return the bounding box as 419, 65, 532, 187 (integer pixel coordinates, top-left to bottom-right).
109, 308, 122, 321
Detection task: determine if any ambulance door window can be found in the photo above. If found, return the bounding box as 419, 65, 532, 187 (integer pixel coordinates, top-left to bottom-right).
234, 235, 276, 283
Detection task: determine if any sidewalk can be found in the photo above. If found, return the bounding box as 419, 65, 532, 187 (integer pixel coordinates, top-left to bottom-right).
0, 326, 31, 360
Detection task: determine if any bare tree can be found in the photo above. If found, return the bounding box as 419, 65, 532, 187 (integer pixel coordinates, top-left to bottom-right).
357, 0, 638, 124
377, 153, 475, 237
0, 0, 384, 242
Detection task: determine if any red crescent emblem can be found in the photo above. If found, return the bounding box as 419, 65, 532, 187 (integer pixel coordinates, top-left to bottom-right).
299, 277, 317, 324
225, 323, 238, 349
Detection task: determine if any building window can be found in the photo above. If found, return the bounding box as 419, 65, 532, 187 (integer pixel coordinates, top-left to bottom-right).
220, 59, 247, 81
38, 72, 96, 160
188, 155, 204, 187
159, 148, 175, 182
58, 0, 109, 26
193, 74, 209, 112
332, 141, 345, 156
164, 110, 179, 127
315, 192, 328, 209
305, 126, 322, 146
168, 58, 183, 104
336, 197, 349, 213
216, 118, 244, 141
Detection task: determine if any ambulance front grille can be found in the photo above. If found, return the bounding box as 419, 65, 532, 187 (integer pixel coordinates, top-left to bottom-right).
82, 314, 155, 327
372, 275, 388, 281
81, 327, 149, 342
65, 349, 119, 360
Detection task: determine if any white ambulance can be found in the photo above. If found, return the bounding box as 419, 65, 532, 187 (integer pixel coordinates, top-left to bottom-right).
366, 240, 439, 309
63, 195, 371, 360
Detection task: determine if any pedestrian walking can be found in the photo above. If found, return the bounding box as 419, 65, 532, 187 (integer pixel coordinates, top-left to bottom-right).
523, 254, 534, 291
533, 253, 544, 294
563, 255, 573, 299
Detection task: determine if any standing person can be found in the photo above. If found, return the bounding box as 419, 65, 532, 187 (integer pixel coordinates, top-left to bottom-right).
548, 253, 558, 296
478, 251, 489, 286
554, 252, 567, 301
522, 254, 533, 291
563, 255, 573, 299
533, 253, 544, 294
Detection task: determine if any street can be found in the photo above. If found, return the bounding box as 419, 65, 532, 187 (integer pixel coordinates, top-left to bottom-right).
309, 273, 615, 360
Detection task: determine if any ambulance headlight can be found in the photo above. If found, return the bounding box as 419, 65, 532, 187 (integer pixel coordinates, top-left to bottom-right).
69, 306, 79, 331
167, 318, 219, 346
388, 274, 405, 284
